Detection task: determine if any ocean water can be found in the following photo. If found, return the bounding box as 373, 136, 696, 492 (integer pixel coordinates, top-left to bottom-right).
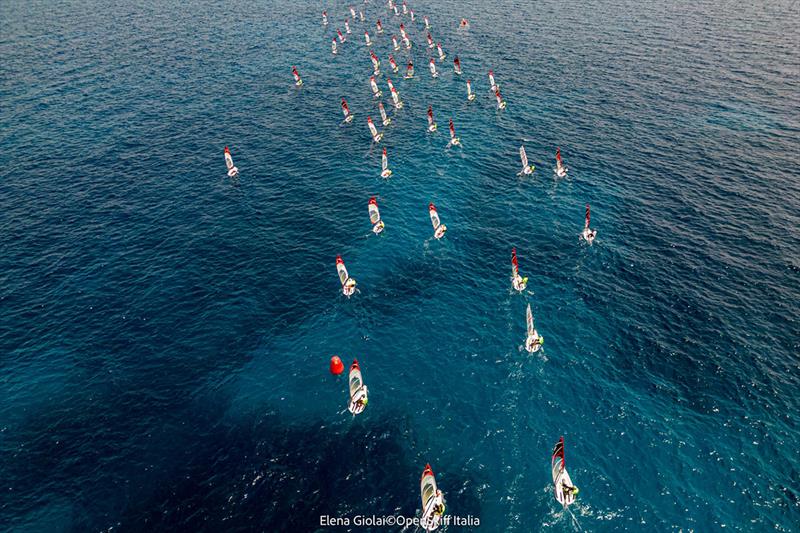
1, 0, 799, 531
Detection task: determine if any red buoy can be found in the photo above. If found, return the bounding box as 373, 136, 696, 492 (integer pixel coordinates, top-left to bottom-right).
330, 356, 344, 375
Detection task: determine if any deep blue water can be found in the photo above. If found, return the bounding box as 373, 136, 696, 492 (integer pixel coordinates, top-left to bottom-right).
1, 0, 799, 531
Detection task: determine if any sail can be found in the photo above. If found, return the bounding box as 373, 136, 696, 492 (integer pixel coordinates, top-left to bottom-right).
391, 88, 400, 105
349, 360, 363, 398
429, 203, 441, 230
381, 149, 388, 171
489, 70, 496, 87
369, 196, 381, 224
399, 23, 406, 38
556, 147, 562, 164
520, 146, 529, 168
336, 256, 349, 286
224, 147, 234, 171
341, 99, 350, 118
392, 36, 398, 48
585, 204, 591, 229
427, 33, 433, 47
454, 57, 461, 73
331, 39, 337, 53
379, 102, 388, 122
466, 80, 473, 95
551, 437, 565, 483
368, 117, 378, 137
449, 119, 456, 139
389, 55, 398, 69
377, 19, 383, 32
429, 59, 436, 74
420, 464, 438, 514
292, 67, 300, 82
365, 31, 371, 45
427, 106, 434, 126
526, 303, 535, 337
370, 77, 379, 94
387, 78, 394, 91
511, 248, 520, 278
407, 61, 414, 76
495, 90, 503, 104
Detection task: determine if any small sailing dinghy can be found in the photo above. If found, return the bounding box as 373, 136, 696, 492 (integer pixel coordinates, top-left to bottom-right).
345, 18, 351, 34
453, 56, 462, 75
390, 87, 403, 109
518, 145, 534, 175
369, 196, 385, 233
370, 51, 381, 76
322, 10, 328, 26
392, 35, 400, 51
447, 119, 461, 147
429, 58, 438, 78
341, 98, 354, 123
347, 360, 369, 414
380, 147, 392, 178
364, 31, 372, 46
405, 60, 415, 79
427, 105, 438, 132
524, 303, 544, 353
429, 203, 447, 239
389, 54, 399, 72
367, 116, 383, 142
337, 29, 346, 43
376, 19, 384, 34
495, 89, 506, 109
466, 79, 476, 101
581, 204, 597, 244
336, 255, 357, 297
370, 76, 382, 98
555, 147, 568, 177
223, 146, 238, 177
379, 101, 391, 126
420, 464, 446, 531
331, 38, 338, 55
552, 437, 579, 507
426, 32, 435, 49
511, 248, 528, 291
437, 42, 446, 61
424, 15, 431, 30
488, 69, 499, 92
292, 66, 303, 86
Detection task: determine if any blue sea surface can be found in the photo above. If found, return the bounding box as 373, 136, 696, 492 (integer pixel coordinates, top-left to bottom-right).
1, 0, 799, 531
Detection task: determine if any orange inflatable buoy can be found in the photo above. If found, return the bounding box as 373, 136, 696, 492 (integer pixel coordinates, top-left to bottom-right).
330, 356, 344, 375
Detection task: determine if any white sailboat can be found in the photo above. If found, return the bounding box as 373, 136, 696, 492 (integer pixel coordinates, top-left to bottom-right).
341, 98, 354, 123
555, 147, 568, 177
552, 437, 579, 507
369, 196, 385, 232
437, 43, 446, 61
391, 87, 403, 109
420, 464, 446, 531
336, 255, 357, 297
495, 89, 506, 109
511, 248, 528, 291
447, 118, 460, 147
223, 146, 239, 177
389, 54, 399, 72
370, 76, 382, 98
581, 204, 597, 244
367, 116, 383, 142
380, 148, 392, 178
466, 79, 476, 101
518, 145, 534, 175
347, 360, 369, 414
429, 58, 438, 78
427, 105, 437, 132
292, 66, 303, 87
379, 101, 392, 126
488, 69, 499, 92
524, 303, 544, 353
429, 203, 447, 239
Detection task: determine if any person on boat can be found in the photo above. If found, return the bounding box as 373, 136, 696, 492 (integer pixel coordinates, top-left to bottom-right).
562, 482, 579, 497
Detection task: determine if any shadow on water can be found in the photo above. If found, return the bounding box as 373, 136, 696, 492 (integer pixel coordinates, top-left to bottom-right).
110, 411, 483, 532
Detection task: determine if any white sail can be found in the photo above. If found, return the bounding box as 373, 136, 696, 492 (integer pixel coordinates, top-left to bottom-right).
370, 76, 381, 95
337, 259, 349, 286
399, 24, 407, 39
526, 303, 535, 337
429, 204, 441, 230
368, 117, 379, 138
437, 43, 445, 60
420, 464, 444, 531
520, 146, 529, 168
552, 437, 578, 507
365, 31, 371, 46
387, 78, 394, 92
377, 19, 383, 33
224, 147, 234, 171
489, 70, 497, 90
429, 59, 437, 77
466, 79, 473, 98
345, 19, 351, 33
332, 38, 338, 54
347, 360, 368, 415
350, 5, 356, 18
392, 35, 399, 50
391, 87, 402, 107
424, 16, 430, 29
369, 197, 381, 224
379, 102, 389, 123
322, 11, 328, 25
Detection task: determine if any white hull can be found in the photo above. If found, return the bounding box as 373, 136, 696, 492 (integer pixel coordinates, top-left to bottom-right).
434, 225, 447, 239
512, 275, 527, 291
372, 221, 385, 234
227, 167, 239, 177
525, 335, 543, 353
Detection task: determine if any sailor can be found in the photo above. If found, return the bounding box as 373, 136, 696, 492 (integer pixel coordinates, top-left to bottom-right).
562, 482, 579, 497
